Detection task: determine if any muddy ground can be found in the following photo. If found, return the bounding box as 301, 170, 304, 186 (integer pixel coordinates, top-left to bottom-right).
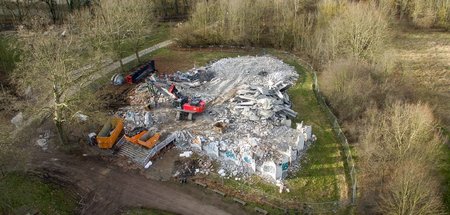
5, 56, 253, 215
30, 148, 246, 215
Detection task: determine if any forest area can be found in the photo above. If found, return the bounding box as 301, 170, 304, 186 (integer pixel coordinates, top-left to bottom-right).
0, 0, 449, 214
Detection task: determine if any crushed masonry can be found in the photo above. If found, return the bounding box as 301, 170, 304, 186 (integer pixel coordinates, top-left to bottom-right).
115, 56, 316, 182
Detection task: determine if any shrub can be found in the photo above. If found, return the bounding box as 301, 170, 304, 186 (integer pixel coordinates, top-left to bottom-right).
358, 102, 444, 214
313, 3, 389, 64
0, 35, 20, 74
376, 0, 450, 29
318, 58, 377, 121
174, 0, 316, 50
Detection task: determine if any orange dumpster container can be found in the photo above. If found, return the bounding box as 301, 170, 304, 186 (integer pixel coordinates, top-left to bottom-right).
138, 131, 161, 149
96, 117, 124, 149
125, 130, 147, 144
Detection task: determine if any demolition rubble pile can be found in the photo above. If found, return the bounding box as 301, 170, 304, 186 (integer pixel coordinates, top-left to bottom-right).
170, 56, 316, 182
117, 56, 315, 182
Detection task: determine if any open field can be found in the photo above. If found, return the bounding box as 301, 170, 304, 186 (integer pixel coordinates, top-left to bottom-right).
0, 172, 78, 214
391, 28, 450, 131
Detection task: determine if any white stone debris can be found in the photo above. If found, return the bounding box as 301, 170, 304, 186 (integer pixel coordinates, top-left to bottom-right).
36, 139, 48, 151
218, 169, 226, 177
145, 161, 153, 169
180, 151, 193, 158
11, 112, 23, 128
115, 55, 315, 183
74, 112, 89, 121
36, 131, 51, 151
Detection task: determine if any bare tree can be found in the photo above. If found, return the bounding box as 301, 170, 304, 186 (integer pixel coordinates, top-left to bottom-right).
13, 24, 103, 145
175, 0, 316, 49
0, 0, 36, 24
378, 161, 444, 215
358, 102, 444, 214
314, 2, 389, 64
319, 58, 377, 121
89, 0, 154, 71
40, 0, 61, 24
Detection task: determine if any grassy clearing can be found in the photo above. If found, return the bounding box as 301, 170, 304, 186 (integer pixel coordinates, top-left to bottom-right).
0, 172, 78, 215
120, 23, 173, 58
282, 56, 346, 203
390, 29, 450, 130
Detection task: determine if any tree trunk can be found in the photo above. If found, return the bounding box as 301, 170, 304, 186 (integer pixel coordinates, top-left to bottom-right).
161, 0, 168, 18
66, 0, 73, 11
174, 0, 179, 16
119, 59, 125, 72
43, 0, 58, 24
53, 85, 67, 145
55, 120, 67, 145
135, 50, 141, 63
15, 0, 23, 23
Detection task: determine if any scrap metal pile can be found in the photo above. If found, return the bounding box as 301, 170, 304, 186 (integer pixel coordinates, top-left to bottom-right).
120, 56, 315, 182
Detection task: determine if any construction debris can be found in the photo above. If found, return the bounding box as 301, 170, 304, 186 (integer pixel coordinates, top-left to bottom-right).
180, 151, 193, 158
11, 112, 23, 128
36, 131, 51, 151
145, 161, 153, 169
109, 55, 315, 183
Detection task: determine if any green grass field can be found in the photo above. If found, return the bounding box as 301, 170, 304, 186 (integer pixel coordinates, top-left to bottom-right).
0, 172, 78, 215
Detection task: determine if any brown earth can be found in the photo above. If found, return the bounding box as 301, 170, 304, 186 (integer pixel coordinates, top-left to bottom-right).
6, 46, 261, 215
31, 149, 248, 215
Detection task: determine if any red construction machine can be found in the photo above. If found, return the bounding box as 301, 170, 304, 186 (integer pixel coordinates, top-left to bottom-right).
146, 78, 206, 120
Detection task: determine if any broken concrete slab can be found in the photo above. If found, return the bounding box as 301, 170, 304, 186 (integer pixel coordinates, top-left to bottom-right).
11, 112, 23, 128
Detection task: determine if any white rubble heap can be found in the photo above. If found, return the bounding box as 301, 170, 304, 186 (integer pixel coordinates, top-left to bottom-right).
172, 56, 315, 182
120, 56, 315, 183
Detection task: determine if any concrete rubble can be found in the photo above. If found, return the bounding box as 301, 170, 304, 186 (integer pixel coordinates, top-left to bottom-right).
116, 56, 315, 182
36, 130, 51, 151
11, 112, 24, 128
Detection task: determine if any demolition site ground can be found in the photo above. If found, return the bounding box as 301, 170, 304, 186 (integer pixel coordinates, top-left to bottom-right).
89, 48, 348, 211
2, 47, 348, 215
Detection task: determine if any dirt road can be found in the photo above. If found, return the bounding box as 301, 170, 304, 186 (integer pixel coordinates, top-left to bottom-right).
33, 152, 246, 215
